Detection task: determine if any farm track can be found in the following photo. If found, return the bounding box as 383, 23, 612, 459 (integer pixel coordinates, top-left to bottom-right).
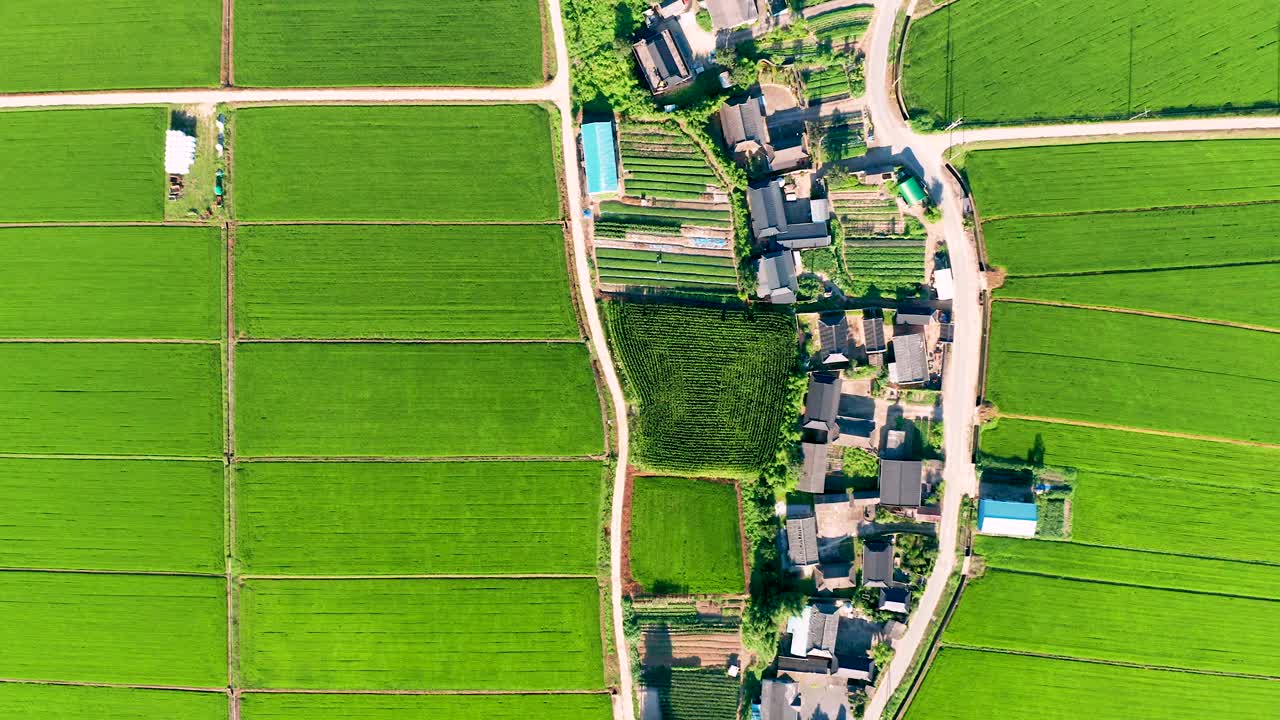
234, 454, 605, 463
997, 413, 1280, 449
235, 337, 585, 344
939, 645, 1280, 681
0, 453, 222, 462
994, 297, 1280, 334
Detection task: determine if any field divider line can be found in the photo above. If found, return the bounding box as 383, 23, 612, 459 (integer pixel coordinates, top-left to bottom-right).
0, 678, 229, 694
239, 573, 598, 581
994, 297, 1280, 334
0, 567, 224, 578
234, 220, 564, 227
939, 644, 1280, 682
225, 220, 239, 701
976, 197, 1280, 224
0, 453, 223, 462
240, 688, 612, 696
0, 338, 219, 344
988, 567, 1280, 602
0, 221, 214, 229
1005, 258, 1280, 280
0, 87, 560, 111
235, 337, 584, 344
235, 454, 606, 463
996, 413, 1280, 449
1059, 539, 1280, 568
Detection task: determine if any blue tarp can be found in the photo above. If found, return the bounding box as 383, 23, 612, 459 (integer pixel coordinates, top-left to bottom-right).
582, 121, 619, 195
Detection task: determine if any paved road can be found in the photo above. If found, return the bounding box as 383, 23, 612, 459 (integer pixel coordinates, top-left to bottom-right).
0, 5, 637, 720
861, 1, 1279, 718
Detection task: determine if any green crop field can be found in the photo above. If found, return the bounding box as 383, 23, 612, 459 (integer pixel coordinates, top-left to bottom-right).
234, 342, 602, 457
0, 458, 223, 573
907, 648, 1280, 720
235, 224, 577, 339
234, 105, 561, 221
240, 693, 614, 720
0, 684, 228, 720
603, 302, 798, 477
0, 572, 225, 687
979, 418, 1280, 493
1068, 470, 1280, 563
903, 0, 1280, 126
237, 460, 602, 575
630, 477, 744, 595
0, 108, 164, 222
999, 263, 1280, 328
975, 537, 1280, 601
982, 204, 1280, 276
945, 570, 1280, 676
0, 343, 222, 456
986, 303, 1280, 442
965, 139, 1280, 219
0, 2, 221, 93
0, 226, 222, 339
238, 578, 604, 690
643, 667, 741, 720
233, 0, 546, 88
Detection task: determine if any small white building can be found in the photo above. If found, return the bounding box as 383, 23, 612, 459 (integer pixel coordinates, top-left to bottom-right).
934, 267, 954, 301
165, 130, 197, 175
977, 499, 1038, 538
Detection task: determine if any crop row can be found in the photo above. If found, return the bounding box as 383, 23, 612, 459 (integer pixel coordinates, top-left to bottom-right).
594, 221, 685, 238
597, 249, 734, 267
810, 5, 873, 41
644, 668, 741, 720
604, 302, 797, 477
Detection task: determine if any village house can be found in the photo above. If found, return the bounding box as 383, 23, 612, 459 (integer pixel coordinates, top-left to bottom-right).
748, 179, 831, 249
719, 95, 810, 174
757, 250, 799, 304
879, 459, 924, 507
860, 539, 894, 588
632, 24, 694, 95
817, 313, 851, 366
887, 332, 928, 386
861, 308, 887, 357
786, 512, 819, 567
706, 0, 759, 29
878, 587, 911, 614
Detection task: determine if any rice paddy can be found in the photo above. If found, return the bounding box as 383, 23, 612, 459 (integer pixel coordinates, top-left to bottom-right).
629, 477, 745, 595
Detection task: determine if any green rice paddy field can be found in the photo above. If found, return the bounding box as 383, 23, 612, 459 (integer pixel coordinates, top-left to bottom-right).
0, 108, 165, 222
0, 458, 223, 573
903, 0, 1280, 125
234, 105, 562, 221
0, 226, 223, 339
235, 224, 577, 339
966, 139, 1280, 219
986, 303, 1280, 442
0, 343, 223, 456
981, 418, 1280, 493
233, 0, 546, 88
234, 342, 603, 457
237, 461, 602, 575
629, 476, 745, 595
946, 570, 1280, 676
909, 648, 1280, 720
241, 693, 614, 720
0, 572, 226, 687
0, 101, 608, 709
975, 537, 1280, 601
0, 684, 228, 720
0, 1, 221, 93
238, 578, 604, 689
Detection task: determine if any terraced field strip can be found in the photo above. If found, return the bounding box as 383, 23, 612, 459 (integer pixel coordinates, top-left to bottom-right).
0, 682, 229, 719
906, 648, 1280, 720
986, 303, 1280, 443
993, 297, 1280, 333
944, 570, 1280, 677
238, 692, 615, 719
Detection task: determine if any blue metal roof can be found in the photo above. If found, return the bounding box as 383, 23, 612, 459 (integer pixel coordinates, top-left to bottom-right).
581, 121, 619, 195
979, 499, 1038, 522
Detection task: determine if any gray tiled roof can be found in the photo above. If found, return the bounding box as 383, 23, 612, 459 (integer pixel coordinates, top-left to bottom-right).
786, 514, 819, 566
880, 460, 923, 507
861, 540, 894, 587
888, 332, 927, 385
